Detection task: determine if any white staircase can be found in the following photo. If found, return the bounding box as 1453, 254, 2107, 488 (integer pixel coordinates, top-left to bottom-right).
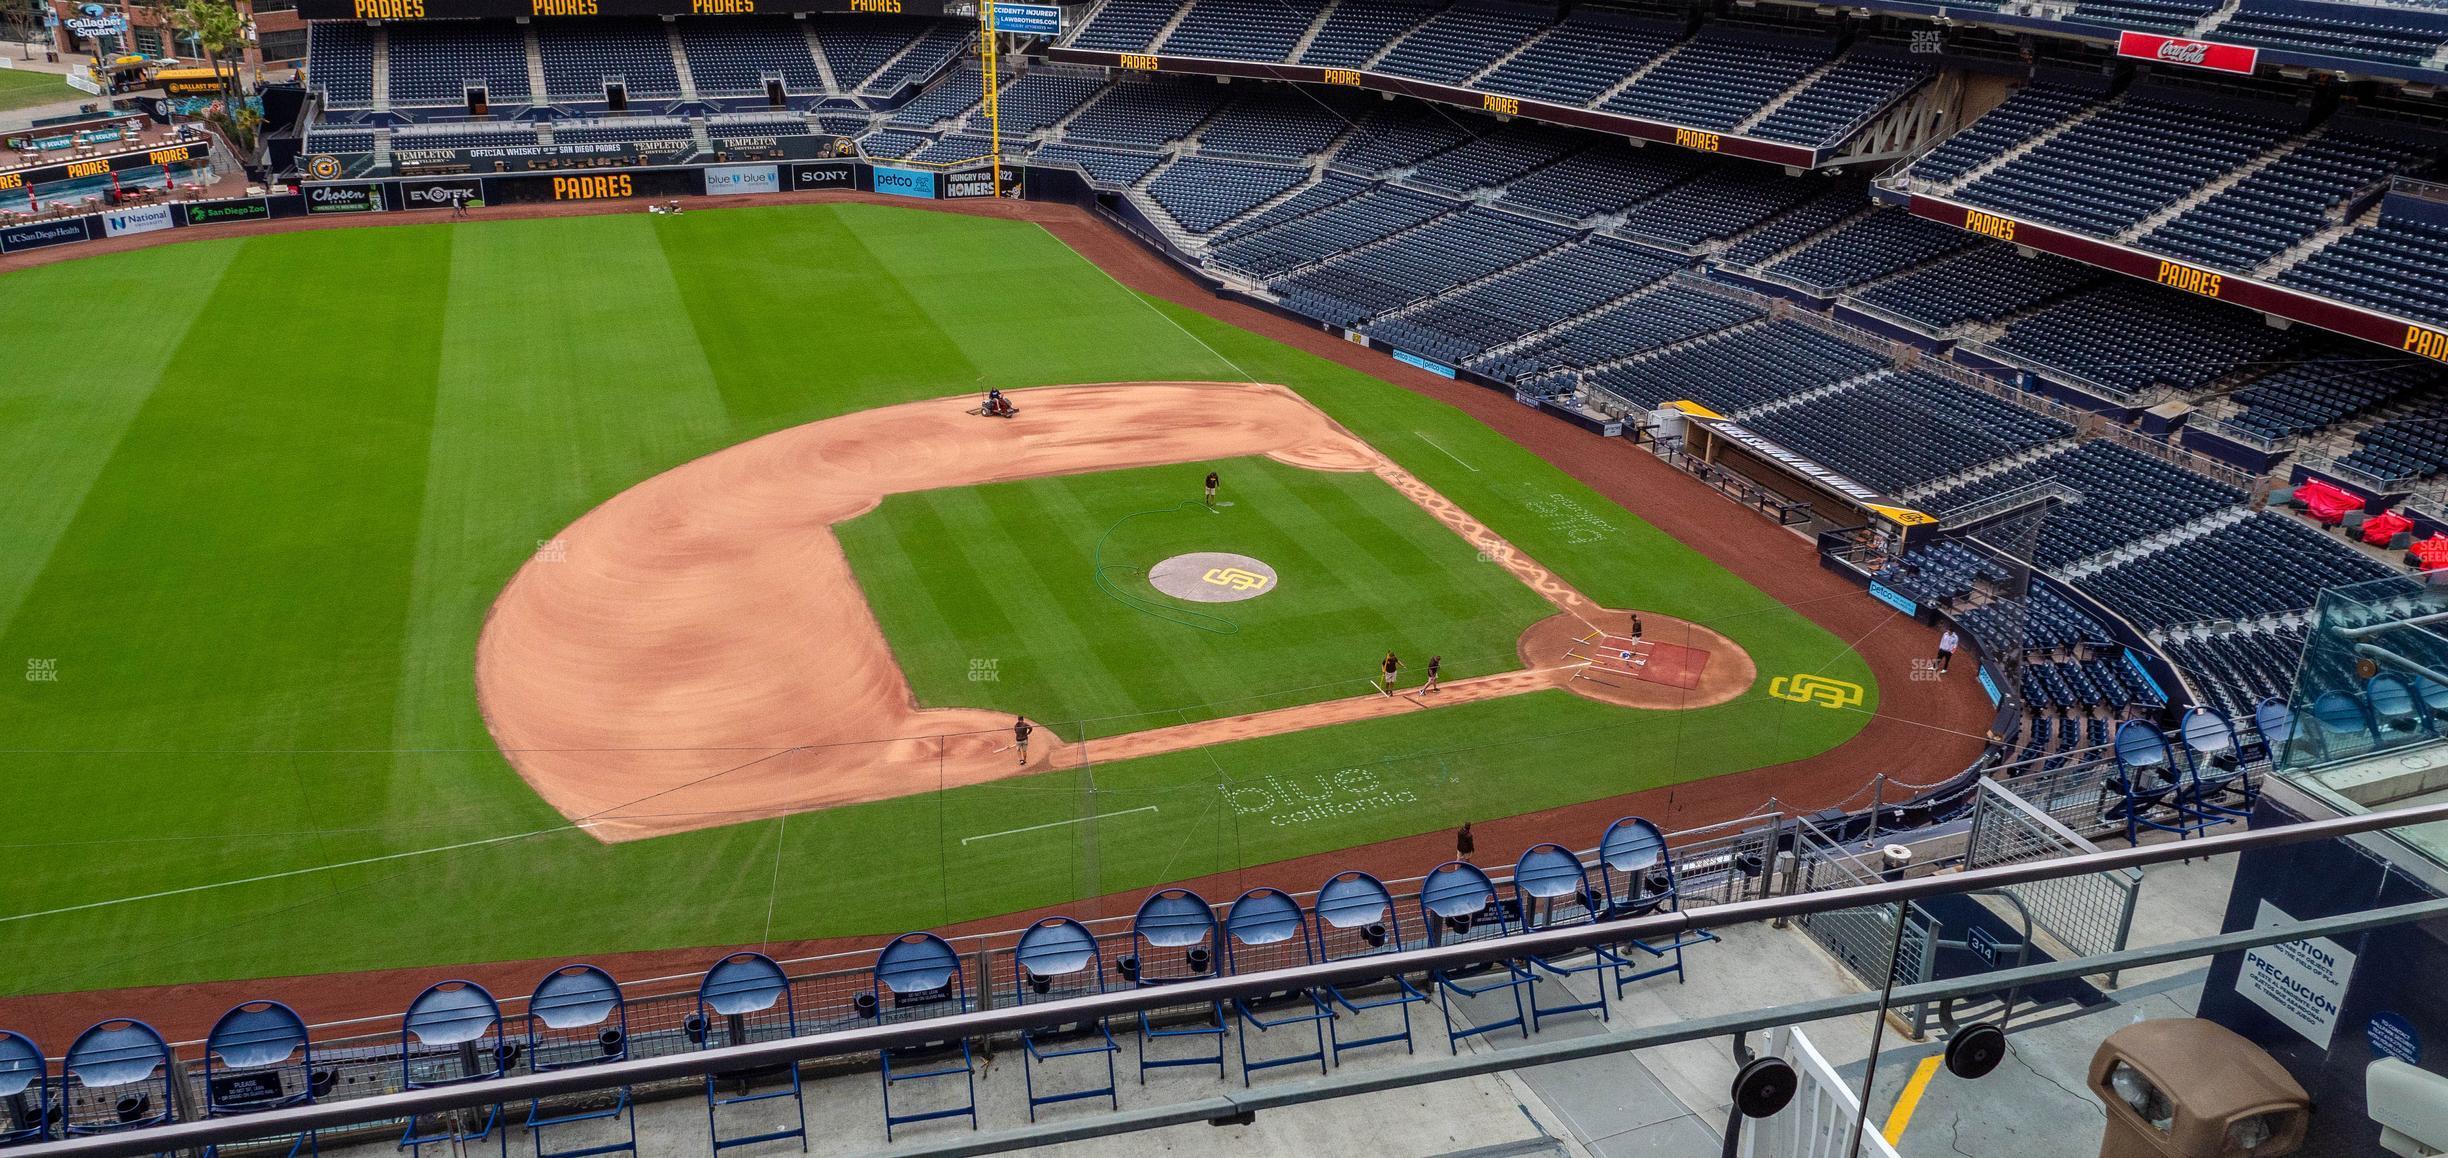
667, 24, 699, 101
2256, 201, 2380, 280
524, 27, 548, 104
1732, 368, 1886, 422
1935, 96, 2119, 196
1588, 36, 1691, 109
804, 23, 839, 93
2118, 128, 2321, 244
371, 26, 390, 110
1143, 0, 1200, 55
1899, 439, 2078, 504
1460, 24, 1551, 88
2061, 505, 2255, 579
1285, 0, 1340, 62
1734, 52, 1847, 134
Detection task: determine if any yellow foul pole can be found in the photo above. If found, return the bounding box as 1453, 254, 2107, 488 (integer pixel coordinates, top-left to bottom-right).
979, 0, 1002, 197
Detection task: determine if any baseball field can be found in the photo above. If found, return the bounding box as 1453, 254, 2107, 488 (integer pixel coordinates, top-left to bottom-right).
0, 201, 1880, 999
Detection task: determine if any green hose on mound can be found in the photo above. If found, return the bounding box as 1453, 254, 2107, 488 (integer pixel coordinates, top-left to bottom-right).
1092, 501, 1241, 636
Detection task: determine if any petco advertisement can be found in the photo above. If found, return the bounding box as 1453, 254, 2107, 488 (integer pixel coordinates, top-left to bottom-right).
703, 164, 780, 197
101, 203, 174, 238
869, 166, 937, 200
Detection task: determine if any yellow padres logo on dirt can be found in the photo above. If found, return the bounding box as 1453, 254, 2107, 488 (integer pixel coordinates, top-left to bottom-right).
1150, 553, 1278, 604
1201, 566, 1273, 593
1768, 674, 1863, 709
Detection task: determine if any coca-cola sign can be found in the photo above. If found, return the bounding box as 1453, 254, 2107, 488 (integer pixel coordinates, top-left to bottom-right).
2117, 31, 2260, 74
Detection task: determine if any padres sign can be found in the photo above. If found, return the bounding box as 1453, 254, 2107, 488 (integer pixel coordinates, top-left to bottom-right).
1149, 553, 1277, 604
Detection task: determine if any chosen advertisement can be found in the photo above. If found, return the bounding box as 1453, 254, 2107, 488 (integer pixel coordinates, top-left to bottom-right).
305, 183, 380, 214
787, 161, 855, 191
396, 177, 481, 211
178, 198, 272, 227
702, 164, 780, 197
1, 216, 94, 253
100, 202, 174, 238
869, 165, 937, 199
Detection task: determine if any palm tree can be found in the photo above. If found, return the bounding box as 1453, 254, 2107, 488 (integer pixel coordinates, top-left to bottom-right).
170, 0, 245, 100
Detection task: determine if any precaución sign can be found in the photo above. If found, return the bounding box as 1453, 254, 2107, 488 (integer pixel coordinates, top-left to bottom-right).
2236, 900, 2356, 1048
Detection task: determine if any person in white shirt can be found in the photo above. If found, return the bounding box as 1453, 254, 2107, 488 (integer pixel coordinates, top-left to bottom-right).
1936, 627, 1961, 674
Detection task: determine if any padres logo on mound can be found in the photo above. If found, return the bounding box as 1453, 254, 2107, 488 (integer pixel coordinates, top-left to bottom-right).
305, 154, 343, 181
1150, 553, 1277, 604
1768, 674, 1863, 709
1201, 566, 1272, 593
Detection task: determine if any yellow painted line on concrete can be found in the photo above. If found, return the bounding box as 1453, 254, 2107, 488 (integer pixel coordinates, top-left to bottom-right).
1882, 1054, 1945, 1145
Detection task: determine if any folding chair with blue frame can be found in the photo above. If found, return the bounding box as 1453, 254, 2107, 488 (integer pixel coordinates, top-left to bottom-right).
866, 932, 977, 1140
2249, 697, 2297, 769
1418, 861, 1531, 1053
2176, 707, 2254, 823
2368, 673, 2429, 742
201, 1000, 324, 1158
2415, 677, 2448, 732
1119, 889, 1228, 1082
689, 951, 808, 1154
60, 1019, 173, 1146
1510, 843, 1619, 1030
2309, 689, 2377, 758
1221, 888, 1333, 1084
2105, 720, 2211, 844
1310, 871, 1428, 1063
522, 965, 636, 1158
1596, 817, 1717, 994
0, 1030, 51, 1145
1011, 917, 1119, 1120
398, 981, 513, 1157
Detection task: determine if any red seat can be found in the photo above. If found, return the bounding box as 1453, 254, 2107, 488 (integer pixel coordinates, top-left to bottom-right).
2363, 511, 2414, 546
2296, 479, 2365, 525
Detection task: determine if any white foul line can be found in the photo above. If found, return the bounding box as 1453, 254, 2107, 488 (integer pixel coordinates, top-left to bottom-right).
1414, 432, 1480, 472
961, 806, 1160, 845
0, 826, 567, 925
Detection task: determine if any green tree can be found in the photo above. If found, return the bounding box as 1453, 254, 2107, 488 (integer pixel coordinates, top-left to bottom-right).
170, 0, 245, 98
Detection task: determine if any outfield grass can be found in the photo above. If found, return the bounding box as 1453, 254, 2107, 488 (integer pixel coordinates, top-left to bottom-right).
0, 204, 1876, 995
839, 456, 1557, 733
0, 67, 69, 114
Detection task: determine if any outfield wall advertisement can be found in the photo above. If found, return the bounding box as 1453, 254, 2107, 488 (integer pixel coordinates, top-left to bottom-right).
390, 177, 483, 211
99, 203, 173, 237
0, 217, 93, 253
869, 166, 937, 200
703, 164, 781, 196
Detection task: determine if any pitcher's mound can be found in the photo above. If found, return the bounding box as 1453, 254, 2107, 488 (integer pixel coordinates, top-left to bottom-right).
1150, 553, 1278, 602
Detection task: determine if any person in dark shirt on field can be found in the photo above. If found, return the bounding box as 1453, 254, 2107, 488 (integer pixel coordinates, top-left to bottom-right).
1205, 469, 1219, 509
1455, 821, 1475, 862
1380, 652, 1401, 692
1423, 655, 1443, 694
1013, 716, 1032, 765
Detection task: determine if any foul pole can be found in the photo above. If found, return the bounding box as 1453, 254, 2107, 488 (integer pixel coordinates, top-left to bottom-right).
979, 0, 1002, 197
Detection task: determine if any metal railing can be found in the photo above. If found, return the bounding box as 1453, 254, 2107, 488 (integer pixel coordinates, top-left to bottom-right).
1963, 779, 2142, 985
24, 799, 2448, 1156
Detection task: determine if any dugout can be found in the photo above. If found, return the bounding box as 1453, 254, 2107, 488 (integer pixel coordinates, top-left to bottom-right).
1659, 403, 1937, 547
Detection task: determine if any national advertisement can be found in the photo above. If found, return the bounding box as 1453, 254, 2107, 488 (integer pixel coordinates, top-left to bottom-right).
100, 202, 174, 237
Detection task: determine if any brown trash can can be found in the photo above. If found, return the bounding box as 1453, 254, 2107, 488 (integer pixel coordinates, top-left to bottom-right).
2089, 1019, 2310, 1156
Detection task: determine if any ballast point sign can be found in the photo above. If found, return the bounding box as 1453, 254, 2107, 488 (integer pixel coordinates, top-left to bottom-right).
2118, 31, 2260, 74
